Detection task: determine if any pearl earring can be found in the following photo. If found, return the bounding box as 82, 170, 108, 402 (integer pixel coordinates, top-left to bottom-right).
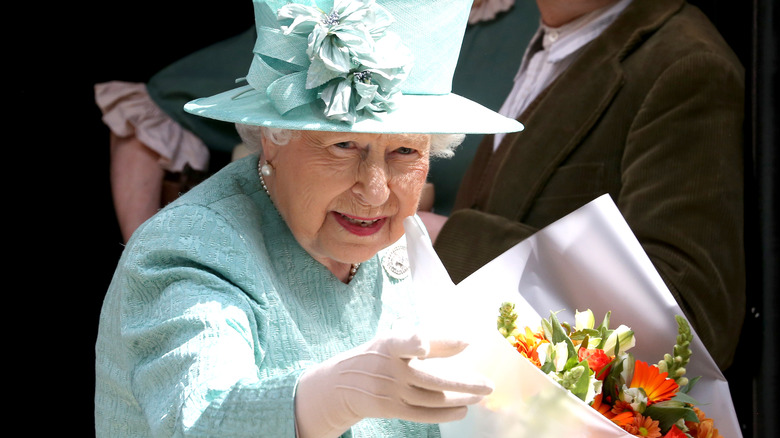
258, 160, 275, 197
260, 161, 274, 177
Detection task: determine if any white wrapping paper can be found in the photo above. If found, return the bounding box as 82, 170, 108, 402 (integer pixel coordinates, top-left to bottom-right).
404, 194, 741, 438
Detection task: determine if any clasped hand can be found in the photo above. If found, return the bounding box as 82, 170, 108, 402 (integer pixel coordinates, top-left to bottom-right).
295, 328, 493, 438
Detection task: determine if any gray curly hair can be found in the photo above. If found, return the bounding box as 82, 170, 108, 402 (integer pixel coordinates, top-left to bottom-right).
235, 124, 464, 158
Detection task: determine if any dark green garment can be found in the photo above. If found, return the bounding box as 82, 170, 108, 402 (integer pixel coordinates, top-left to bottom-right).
435, 0, 745, 370
147, 28, 255, 154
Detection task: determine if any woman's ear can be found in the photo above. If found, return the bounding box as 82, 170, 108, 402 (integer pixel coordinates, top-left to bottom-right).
259, 131, 280, 163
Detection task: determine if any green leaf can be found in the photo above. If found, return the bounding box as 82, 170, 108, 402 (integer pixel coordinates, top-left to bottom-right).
597, 327, 613, 350
564, 356, 580, 372
576, 334, 590, 350
679, 376, 701, 394
570, 328, 601, 341
548, 312, 578, 361
671, 391, 699, 405
644, 402, 698, 431
596, 311, 612, 331
541, 317, 553, 342
602, 354, 630, 403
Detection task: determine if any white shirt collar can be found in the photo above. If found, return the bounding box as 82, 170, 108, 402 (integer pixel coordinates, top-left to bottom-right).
539, 0, 633, 63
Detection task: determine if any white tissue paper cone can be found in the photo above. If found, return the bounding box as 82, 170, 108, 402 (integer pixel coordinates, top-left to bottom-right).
403, 195, 741, 438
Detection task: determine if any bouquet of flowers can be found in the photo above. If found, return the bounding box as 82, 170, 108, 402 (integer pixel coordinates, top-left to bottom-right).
497, 304, 723, 438
402, 194, 741, 438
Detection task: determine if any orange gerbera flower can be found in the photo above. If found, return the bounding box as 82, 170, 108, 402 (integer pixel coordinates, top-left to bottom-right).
591, 392, 612, 416
686, 407, 723, 438
612, 400, 634, 415
591, 393, 635, 427
610, 400, 637, 427
513, 327, 549, 367
629, 360, 679, 404
621, 413, 661, 437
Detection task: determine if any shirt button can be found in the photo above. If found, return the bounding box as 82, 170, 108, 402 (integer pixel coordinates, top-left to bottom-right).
546, 30, 559, 42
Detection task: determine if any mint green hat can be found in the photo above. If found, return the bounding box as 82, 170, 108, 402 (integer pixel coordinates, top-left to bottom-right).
184, 0, 524, 134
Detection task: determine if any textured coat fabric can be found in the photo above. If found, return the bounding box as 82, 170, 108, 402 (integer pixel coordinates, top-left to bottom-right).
95, 156, 439, 437
434, 0, 745, 370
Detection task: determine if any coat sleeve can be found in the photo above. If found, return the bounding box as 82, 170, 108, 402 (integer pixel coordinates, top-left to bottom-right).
102, 203, 305, 437
617, 51, 745, 370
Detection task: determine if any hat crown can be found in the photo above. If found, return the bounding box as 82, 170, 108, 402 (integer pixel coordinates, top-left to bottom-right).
378, 1, 470, 94
252, 0, 471, 98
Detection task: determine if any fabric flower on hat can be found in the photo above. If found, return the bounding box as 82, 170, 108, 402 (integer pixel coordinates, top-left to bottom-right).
278, 0, 412, 123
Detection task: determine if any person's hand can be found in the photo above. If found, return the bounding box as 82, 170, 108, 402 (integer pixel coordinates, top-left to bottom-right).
295, 329, 493, 438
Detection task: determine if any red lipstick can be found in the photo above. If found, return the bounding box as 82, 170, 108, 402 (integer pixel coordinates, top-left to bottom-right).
333, 212, 387, 236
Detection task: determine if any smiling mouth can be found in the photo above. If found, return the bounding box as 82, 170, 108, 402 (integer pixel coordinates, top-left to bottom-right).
340, 214, 382, 227
334, 212, 387, 236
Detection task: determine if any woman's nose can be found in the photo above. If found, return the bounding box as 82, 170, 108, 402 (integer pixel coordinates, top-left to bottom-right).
353, 162, 391, 206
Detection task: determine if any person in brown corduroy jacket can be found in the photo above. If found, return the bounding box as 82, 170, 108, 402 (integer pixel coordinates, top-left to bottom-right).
422, 0, 745, 371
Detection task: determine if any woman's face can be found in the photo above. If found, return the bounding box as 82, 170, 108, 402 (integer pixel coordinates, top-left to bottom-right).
262, 130, 431, 270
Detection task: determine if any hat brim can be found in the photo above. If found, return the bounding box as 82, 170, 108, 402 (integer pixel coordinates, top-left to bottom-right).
184, 85, 523, 135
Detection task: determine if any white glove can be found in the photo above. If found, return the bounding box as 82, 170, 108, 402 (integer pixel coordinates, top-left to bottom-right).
295, 329, 493, 438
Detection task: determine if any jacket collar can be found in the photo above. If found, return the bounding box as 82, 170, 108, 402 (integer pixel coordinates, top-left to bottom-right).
485, 0, 686, 219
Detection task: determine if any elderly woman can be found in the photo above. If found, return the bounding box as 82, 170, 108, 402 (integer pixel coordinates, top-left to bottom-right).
95, 0, 522, 437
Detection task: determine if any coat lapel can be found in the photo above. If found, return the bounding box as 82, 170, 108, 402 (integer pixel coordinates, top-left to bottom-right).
484, 0, 685, 220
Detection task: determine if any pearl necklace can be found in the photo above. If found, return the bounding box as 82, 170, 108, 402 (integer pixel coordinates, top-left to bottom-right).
258, 159, 360, 283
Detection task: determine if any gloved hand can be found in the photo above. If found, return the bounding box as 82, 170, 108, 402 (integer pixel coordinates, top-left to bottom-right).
294, 329, 493, 438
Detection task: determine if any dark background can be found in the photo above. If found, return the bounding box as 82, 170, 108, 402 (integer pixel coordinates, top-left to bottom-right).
15, 1, 775, 435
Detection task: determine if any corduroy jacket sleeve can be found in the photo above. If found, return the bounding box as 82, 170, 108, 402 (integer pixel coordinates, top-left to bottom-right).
616, 50, 745, 371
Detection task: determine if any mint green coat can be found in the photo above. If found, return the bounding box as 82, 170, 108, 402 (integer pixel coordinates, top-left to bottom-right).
95, 156, 438, 437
